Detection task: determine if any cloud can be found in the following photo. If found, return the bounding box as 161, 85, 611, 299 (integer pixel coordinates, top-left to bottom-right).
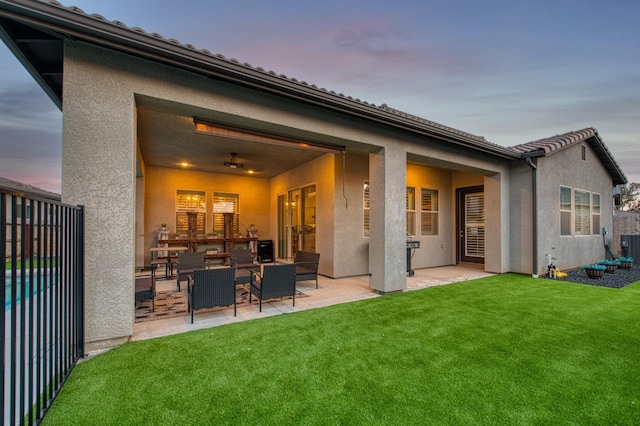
0, 81, 62, 192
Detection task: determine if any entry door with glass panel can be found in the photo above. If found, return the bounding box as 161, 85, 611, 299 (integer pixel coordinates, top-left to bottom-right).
277, 185, 316, 260
456, 186, 485, 264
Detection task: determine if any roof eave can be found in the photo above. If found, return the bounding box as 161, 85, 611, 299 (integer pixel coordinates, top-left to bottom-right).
0, 0, 519, 160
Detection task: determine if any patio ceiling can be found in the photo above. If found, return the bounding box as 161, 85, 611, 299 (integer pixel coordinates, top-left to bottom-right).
135, 96, 334, 178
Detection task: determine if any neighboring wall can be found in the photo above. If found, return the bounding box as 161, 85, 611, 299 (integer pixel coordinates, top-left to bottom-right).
613, 211, 640, 257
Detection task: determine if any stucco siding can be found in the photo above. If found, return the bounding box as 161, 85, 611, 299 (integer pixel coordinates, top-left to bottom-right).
536, 142, 614, 273
508, 161, 534, 274
406, 163, 453, 268
270, 153, 336, 276
62, 41, 139, 347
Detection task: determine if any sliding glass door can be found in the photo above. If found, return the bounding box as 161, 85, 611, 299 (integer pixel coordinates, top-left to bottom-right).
277, 184, 316, 259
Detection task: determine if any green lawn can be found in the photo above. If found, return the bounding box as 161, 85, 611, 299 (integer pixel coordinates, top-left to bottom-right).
42, 274, 640, 425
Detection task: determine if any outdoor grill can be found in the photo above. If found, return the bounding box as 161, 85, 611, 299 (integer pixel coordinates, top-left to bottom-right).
406, 240, 420, 277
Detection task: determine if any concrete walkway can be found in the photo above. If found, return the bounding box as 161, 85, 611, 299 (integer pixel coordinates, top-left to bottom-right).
131, 265, 493, 342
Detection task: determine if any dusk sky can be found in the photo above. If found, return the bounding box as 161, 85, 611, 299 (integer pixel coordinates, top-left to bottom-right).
1, 0, 639, 193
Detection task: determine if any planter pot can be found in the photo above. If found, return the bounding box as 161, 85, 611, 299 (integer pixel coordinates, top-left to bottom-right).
605, 264, 617, 274
619, 261, 633, 269
585, 268, 604, 279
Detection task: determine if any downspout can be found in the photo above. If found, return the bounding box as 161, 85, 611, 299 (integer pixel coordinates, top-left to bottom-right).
523, 149, 545, 277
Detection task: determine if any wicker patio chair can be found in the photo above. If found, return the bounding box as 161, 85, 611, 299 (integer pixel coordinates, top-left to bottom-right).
134, 269, 156, 311
176, 252, 205, 291
294, 251, 320, 288
249, 263, 296, 312
187, 267, 237, 323
230, 249, 260, 269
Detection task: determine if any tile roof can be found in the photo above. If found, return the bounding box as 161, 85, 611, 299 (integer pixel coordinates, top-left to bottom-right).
17, 0, 518, 157
510, 128, 627, 185
0, 1, 627, 177
511, 127, 598, 155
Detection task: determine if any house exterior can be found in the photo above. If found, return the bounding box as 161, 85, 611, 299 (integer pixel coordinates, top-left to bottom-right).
0, 0, 627, 351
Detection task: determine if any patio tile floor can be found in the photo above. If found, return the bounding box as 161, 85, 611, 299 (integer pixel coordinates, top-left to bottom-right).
130, 265, 493, 342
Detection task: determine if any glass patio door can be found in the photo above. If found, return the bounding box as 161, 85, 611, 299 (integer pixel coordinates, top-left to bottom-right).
456, 186, 485, 264
277, 185, 316, 259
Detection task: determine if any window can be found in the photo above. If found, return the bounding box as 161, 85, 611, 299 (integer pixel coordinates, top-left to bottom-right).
406, 187, 416, 236
176, 190, 205, 234
421, 189, 439, 235
592, 193, 601, 235
213, 192, 239, 235
363, 181, 370, 237
560, 186, 572, 236
574, 189, 591, 235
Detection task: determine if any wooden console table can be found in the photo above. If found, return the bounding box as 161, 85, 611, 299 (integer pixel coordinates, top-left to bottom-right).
158, 237, 258, 265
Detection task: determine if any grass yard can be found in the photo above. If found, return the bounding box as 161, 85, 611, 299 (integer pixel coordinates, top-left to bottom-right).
42, 274, 640, 425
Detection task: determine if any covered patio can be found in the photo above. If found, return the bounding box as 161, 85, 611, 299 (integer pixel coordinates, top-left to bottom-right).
130, 265, 493, 343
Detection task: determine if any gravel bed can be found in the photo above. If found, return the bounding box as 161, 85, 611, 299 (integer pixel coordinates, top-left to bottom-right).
546, 265, 640, 289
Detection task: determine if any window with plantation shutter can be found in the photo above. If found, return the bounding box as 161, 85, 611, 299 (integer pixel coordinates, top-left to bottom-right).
560, 186, 572, 236
592, 193, 600, 235
574, 189, 590, 235
406, 187, 416, 236
213, 192, 239, 235
421, 189, 439, 235
465, 193, 484, 257
175, 190, 205, 234
363, 181, 370, 237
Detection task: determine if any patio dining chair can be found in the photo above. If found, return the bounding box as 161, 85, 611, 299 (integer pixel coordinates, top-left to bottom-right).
187, 267, 237, 323
249, 263, 296, 312
230, 248, 260, 269
176, 252, 205, 291
135, 268, 156, 311
294, 251, 320, 288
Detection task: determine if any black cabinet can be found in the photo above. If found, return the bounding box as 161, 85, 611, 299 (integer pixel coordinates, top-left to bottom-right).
257, 240, 274, 263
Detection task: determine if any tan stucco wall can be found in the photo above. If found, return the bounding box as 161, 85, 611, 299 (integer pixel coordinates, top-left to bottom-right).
406, 163, 453, 268
62, 42, 139, 349
270, 153, 337, 276
143, 166, 271, 260
333, 152, 370, 277
535, 143, 614, 274
508, 161, 534, 274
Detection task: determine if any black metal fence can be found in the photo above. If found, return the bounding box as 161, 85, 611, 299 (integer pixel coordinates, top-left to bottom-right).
1, 188, 84, 425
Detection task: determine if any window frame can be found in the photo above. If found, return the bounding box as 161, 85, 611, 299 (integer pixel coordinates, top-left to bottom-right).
560, 186, 572, 236
574, 188, 591, 236
406, 187, 416, 236
363, 181, 370, 237
175, 190, 206, 234
420, 188, 439, 236
213, 192, 239, 235
592, 193, 601, 235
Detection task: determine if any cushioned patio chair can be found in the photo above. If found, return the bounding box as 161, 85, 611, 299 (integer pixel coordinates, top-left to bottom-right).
177, 252, 205, 291
249, 263, 296, 312
187, 267, 237, 323
135, 274, 156, 311
294, 251, 320, 289
230, 249, 260, 269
